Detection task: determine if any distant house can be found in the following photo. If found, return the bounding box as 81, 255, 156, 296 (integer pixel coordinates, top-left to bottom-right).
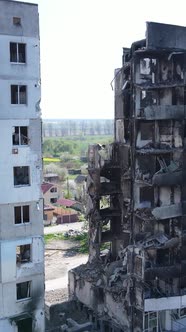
75, 174, 87, 184
44, 173, 59, 183
41, 182, 59, 205
57, 198, 82, 212
44, 205, 55, 226
53, 206, 78, 224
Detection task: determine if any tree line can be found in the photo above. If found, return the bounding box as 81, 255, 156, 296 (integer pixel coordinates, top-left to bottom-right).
43, 119, 114, 137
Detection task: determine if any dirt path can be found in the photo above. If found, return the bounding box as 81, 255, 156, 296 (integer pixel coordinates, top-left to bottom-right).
45, 237, 88, 304
44, 222, 84, 235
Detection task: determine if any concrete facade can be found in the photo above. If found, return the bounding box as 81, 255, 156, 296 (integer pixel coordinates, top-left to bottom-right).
69, 23, 186, 331
0, 1, 44, 331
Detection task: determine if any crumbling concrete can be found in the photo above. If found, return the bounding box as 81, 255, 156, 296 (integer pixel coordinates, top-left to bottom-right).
69, 22, 186, 331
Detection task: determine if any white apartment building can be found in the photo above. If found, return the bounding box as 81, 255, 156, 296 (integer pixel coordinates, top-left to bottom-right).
0, 1, 44, 331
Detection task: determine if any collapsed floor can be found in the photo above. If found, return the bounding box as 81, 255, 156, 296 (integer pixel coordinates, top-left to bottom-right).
68, 22, 186, 332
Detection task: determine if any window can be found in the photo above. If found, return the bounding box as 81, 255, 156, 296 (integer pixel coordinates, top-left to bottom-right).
140, 187, 154, 207
12, 126, 28, 145
14, 205, 30, 224
50, 187, 57, 193
16, 281, 31, 300
140, 122, 154, 140
14, 167, 30, 186
50, 198, 57, 204
10, 43, 26, 63
13, 17, 21, 26
17, 318, 32, 332
16, 244, 31, 264
11, 85, 27, 104
144, 311, 158, 332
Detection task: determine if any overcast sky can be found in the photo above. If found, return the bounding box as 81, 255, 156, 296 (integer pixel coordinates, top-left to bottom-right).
25, 0, 186, 119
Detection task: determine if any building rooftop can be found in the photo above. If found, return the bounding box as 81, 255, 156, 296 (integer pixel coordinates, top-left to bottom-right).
41, 182, 55, 194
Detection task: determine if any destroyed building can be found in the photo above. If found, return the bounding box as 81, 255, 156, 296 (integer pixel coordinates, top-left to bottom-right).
69, 22, 186, 331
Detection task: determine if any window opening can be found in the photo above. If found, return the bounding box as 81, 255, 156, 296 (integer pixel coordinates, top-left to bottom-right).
10, 43, 26, 63
14, 205, 29, 224
16, 281, 31, 300
12, 126, 28, 145
16, 244, 31, 264
11, 85, 27, 104
14, 167, 30, 186
13, 17, 21, 26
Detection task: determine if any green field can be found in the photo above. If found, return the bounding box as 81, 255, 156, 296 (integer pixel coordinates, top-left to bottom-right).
43, 135, 113, 158
43, 157, 61, 162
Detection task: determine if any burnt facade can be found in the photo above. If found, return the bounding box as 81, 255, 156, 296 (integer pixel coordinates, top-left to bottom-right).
69, 22, 186, 331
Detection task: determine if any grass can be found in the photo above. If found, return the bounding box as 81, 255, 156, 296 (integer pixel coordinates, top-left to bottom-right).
44, 231, 110, 254
70, 233, 89, 253
44, 233, 65, 243
44, 231, 89, 253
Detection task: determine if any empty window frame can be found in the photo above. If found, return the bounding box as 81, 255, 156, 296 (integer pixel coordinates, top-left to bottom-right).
12, 126, 28, 145
16, 244, 31, 264
14, 205, 30, 224
11, 85, 27, 104
14, 166, 30, 186
16, 281, 31, 300
10, 43, 26, 63
17, 318, 32, 332
13, 17, 21, 26
140, 122, 154, 141
140, 187, 154, 207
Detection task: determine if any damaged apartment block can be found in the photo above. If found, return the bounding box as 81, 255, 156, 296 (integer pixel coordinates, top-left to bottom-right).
69, 22, 186, 331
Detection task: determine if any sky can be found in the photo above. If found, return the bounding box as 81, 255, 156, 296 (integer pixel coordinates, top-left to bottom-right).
25, 0, 186, 119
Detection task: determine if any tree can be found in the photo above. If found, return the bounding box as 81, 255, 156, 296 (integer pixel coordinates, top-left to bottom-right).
44, 163, 67, 181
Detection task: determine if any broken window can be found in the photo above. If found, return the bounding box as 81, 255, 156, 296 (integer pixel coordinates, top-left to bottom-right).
140, 58, 151, 75
140, 90, 158, 108
14, 205, 30, 224
14, 166, 30, 186
159, 58, 172, 82
173, 54, 184, 81
12, 126, 28, 145
156, 248, 170, 265
17, 318, 32, 332
140, 58, 156, 84
140, 122, 154, 140
50, 187, 57, 193
11, 85, 27, 104
179, 308, 186, 318
16, 244, 31, 264
13, 17, 21, 26
17, 281, 31, 300
100, 196, 110, 209
172, 87, 184, 105
10, 43, 26, 63
159, 120, 172, 146
136, 156, 155, 181
140, 187, 154, 208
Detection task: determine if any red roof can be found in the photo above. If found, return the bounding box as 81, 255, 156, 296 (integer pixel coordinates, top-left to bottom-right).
41, 182, 54, 194
44, 205, 55, 211
57, 198, 76, 207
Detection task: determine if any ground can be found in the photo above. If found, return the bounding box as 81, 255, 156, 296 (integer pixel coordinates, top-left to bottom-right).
44, 223, 88, 305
